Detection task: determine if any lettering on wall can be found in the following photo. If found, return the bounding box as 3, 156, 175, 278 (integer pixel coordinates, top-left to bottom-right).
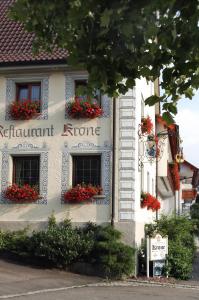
0, 123, 101, 138
0, 125, 54, 138
61, 123, 101, 136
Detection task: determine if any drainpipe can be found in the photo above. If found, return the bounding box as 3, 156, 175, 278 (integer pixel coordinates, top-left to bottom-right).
175, 191, 178, 215
155, 154, 158, 220
111, 97, 116, 226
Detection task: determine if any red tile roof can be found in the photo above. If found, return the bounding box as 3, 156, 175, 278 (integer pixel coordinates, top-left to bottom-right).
0, 0, 67, 65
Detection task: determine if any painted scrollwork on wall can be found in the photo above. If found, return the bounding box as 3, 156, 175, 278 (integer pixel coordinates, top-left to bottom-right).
0, 142, 48, 204
65, 74, 111, 118
5, 77, 49, 120
61, 141, 112, 204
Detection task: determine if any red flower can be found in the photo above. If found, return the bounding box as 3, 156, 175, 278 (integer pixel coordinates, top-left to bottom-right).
64, 184, 102, 203
10, 100, 40, 120
141, 116, 153, 134
4, 184, 40, 203
156, 115, 175, 130
67, 97, 103, 119
141, 192, 161, 211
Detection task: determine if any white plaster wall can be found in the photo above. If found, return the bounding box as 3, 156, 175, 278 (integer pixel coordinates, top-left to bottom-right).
0, 71, 112, 224
158, 194, 175, 216
134, 79, 157, 246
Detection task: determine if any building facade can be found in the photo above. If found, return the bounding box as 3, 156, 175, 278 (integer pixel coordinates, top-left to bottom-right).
0, 0, 158, 247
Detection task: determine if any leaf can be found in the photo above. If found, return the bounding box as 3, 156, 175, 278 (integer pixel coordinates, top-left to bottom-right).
145, 95, 160, 106
100, 9, 112, 28
168, 104, 177, 115
162, 112, 175, 125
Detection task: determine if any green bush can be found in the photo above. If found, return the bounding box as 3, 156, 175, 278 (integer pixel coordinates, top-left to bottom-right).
145, 215, 196, 280
82, 223, 135, 278
0, 228, 30, 256
2, 229, 30, 255
0, 230, 6, 250
190, 203, 199, 220
190, 203, 199, 235
28, 217, 93, 267
0, 217, 135, 279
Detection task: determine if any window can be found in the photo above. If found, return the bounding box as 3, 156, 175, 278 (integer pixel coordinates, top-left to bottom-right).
16, 82, 41, 111
13, 156, 40, 188
75, 79, 101, 104
147, 171, 150, 193
16, 82, 41, 102
152, 178, 154, 196
72, 155, 101, 186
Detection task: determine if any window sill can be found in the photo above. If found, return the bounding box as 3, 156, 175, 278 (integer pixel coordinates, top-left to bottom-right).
93, 194, 106, 199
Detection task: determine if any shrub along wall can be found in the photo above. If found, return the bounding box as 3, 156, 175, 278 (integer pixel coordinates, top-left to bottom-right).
145, 215, 196, 280
190, 203, 199, 223
0, 216, 135, 279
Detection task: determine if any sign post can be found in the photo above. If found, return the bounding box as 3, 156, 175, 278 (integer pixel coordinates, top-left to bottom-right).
147, 234, 168, 277
146, 236, 150, 278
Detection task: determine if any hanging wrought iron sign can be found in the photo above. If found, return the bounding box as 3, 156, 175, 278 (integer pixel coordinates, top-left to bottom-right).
138, 124, 167, 169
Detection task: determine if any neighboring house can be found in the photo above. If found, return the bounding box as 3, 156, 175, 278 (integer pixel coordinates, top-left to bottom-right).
156, 115, 182, 215
180, 160, 198, 214
0, 0, 159, 247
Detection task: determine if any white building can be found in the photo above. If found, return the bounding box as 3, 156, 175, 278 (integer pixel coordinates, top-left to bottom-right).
180, 161, 198, 214
0, 0, 159, 247
156, 116, 181, 215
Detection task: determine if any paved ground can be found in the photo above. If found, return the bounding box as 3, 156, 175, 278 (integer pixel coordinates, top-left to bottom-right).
190, 249, 199, 281
2, 284, 199, 300
0, 257, 199, 299
0, 259, 101, 297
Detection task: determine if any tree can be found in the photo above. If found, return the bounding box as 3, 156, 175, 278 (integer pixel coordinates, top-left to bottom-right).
10, 0, 199, 122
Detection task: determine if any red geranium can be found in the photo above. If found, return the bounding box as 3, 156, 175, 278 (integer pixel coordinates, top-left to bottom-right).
141, 192, 161, 211
156, 115, 175, 130
67, 97, 103, 119
141, 116, 153, 134
10, 100, 40, 120
64, 184, 102, 203
4, 184, 40, 203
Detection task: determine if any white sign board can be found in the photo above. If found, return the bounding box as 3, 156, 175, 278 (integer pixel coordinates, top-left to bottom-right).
149, 234, 168, 261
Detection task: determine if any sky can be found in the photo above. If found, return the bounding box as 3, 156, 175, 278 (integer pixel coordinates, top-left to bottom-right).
175, 91, 199, 168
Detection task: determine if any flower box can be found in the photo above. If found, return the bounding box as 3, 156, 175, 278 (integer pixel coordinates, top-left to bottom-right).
10, 100, 40, 120
64, 184, 103, 203
4, 184, 40, 203
67, 97, 103, 119
141, 192, 160, 211
93, 194, 106, 199
141, 116, 153, 134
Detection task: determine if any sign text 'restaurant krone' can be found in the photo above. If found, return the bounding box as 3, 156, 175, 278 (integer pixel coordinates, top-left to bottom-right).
0, 123, 101, 138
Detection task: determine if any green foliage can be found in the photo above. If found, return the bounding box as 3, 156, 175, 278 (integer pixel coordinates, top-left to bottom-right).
0, 217, 135, 279
195, 195, 199, 204
0, 231, 6, 250
190, 203, 199, 235
0, 228, 29, 255
145, 215, 196, 280
28, 218, 93, 267
82, 223, 135, 278
191, 203, 199, 220
9, 0, 199, 117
